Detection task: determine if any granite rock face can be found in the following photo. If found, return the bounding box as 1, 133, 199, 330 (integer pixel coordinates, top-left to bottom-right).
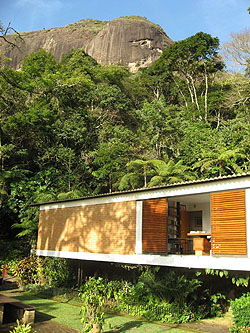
85, 17, 173, 72
0, 17, 173, 71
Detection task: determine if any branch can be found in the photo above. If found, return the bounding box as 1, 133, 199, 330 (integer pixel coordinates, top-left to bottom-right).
0, 69, 33, 92
0, 22, 24, 50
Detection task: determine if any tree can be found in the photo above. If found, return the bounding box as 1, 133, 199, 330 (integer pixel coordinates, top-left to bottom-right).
92, 140, 129, 193
92, 126, 136, 193
119, 160, 154, 190
148, 159, 193, 186
136, 99, 181, 159
221, 29, 250, 73
91, 83, 134, 125
193, 147, 247, 177
60, 49, 98, 77
119, 158, 192, 190
22, 49, 58, 79
217, 72, 250, 124
0, 21, 22, 50
93, 64, 130, 88
8, 170, 57, 239
153, 32, 224, 120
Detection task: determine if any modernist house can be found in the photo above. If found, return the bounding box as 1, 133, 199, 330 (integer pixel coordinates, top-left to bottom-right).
36, 173, 250, 272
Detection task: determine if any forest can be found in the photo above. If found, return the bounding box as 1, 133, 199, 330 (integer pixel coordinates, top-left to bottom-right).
0, 29, 249, 241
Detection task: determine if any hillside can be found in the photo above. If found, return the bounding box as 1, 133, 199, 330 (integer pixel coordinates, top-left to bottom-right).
0, 16, 173, 72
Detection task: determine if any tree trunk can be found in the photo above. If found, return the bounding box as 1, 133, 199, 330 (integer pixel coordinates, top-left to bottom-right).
143, 165, 147, 187
173, 78, 188, 108
186, 77, 194, 103
190, 75, 200, 112
204, 67, 208, 122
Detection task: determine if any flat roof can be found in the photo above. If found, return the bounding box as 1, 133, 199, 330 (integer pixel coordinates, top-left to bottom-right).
31, 172, 250, 207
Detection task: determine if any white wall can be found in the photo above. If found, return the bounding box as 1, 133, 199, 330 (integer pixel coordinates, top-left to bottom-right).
189, 202, 210, 232
182, 202, 211, 232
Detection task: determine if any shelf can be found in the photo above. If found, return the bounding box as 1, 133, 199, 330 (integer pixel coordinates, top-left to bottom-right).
168, 204, 180, 238
168, 206, 177, 217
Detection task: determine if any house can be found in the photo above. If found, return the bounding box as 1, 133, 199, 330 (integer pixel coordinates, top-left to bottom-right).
36, 173, 250, 271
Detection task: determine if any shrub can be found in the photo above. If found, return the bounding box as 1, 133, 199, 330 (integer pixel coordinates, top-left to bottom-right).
137, 267, 202, 306
231, 293, 250, 332
10, 255, 74, 288
12, 256, 42, 286
0, 240, 29, 268
79, 276, 107, 332
76, 267, 229, 325
41, 257, 73, 287
209, 292, 226, 317
9, 320, 34, 333
79, 272, 208, 324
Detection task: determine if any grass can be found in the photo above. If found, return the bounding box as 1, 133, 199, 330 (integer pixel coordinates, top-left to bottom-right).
12, 292, 194, 332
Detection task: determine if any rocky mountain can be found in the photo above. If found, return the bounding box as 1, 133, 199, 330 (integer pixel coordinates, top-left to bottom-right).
0, 16, 173, 72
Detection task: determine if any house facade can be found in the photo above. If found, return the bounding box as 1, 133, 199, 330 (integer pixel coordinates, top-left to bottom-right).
36, 173, 250, 271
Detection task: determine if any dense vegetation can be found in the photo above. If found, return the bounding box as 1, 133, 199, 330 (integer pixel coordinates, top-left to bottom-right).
0, 30, 249, 241
231, 293, 250, 332
0, 22, 249, 331
2, 253, 250, 329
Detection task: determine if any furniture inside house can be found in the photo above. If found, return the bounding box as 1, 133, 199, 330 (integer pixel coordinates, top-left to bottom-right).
187, 232, 211, 256
167, 203, 195, 254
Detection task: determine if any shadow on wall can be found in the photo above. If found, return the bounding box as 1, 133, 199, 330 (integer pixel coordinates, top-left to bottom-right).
37, 201, 136, 256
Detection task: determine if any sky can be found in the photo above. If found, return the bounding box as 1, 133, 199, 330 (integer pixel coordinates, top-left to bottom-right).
1, 0, 249, 46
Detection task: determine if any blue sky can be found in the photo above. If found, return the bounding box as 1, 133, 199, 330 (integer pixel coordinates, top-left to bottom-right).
1, 0, 249, 45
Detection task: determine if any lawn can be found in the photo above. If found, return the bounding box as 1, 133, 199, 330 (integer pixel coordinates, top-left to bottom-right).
13, 293, 194, 332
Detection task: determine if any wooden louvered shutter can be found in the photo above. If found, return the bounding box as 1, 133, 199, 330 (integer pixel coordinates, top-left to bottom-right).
142, 198, 167, 253
211, 190, 246, 255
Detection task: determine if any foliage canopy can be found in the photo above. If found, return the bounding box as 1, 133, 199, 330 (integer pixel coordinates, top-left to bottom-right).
0, 31, 249, 240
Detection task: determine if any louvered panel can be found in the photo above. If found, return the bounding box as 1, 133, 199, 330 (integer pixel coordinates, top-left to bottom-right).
142, 198, 167, 253
211, 190, 246, 255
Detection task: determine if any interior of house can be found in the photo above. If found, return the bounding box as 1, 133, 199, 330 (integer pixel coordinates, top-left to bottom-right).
167, 193, 211, 255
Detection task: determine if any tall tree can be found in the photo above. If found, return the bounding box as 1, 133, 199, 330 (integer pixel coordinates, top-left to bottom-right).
221, 29, 250, 73
153, 32, 224, 120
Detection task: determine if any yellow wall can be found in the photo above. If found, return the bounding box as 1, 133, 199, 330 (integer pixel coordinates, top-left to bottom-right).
37, 201, 136, 255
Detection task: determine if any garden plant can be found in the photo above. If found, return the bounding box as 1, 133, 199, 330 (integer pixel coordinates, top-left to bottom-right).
230, 293, 250, 332
79, 276, 107, 332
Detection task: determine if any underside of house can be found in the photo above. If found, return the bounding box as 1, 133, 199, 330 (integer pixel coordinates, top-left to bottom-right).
36, 173, 250, 271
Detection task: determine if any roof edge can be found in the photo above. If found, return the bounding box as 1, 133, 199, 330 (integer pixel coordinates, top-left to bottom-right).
30, 172, 250, 207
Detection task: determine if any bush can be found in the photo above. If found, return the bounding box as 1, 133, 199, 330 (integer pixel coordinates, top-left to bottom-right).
41, 257, 73, 287
0, 240, 29, 268
79, 276, 106, 332
78, 271, 210, 324
209, 292, 226, 317
9, 320, 34, 333
137, 267, 202, 306
10, 255, 74, 288
231, 293, 250, 332
11, 256, 42, 286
